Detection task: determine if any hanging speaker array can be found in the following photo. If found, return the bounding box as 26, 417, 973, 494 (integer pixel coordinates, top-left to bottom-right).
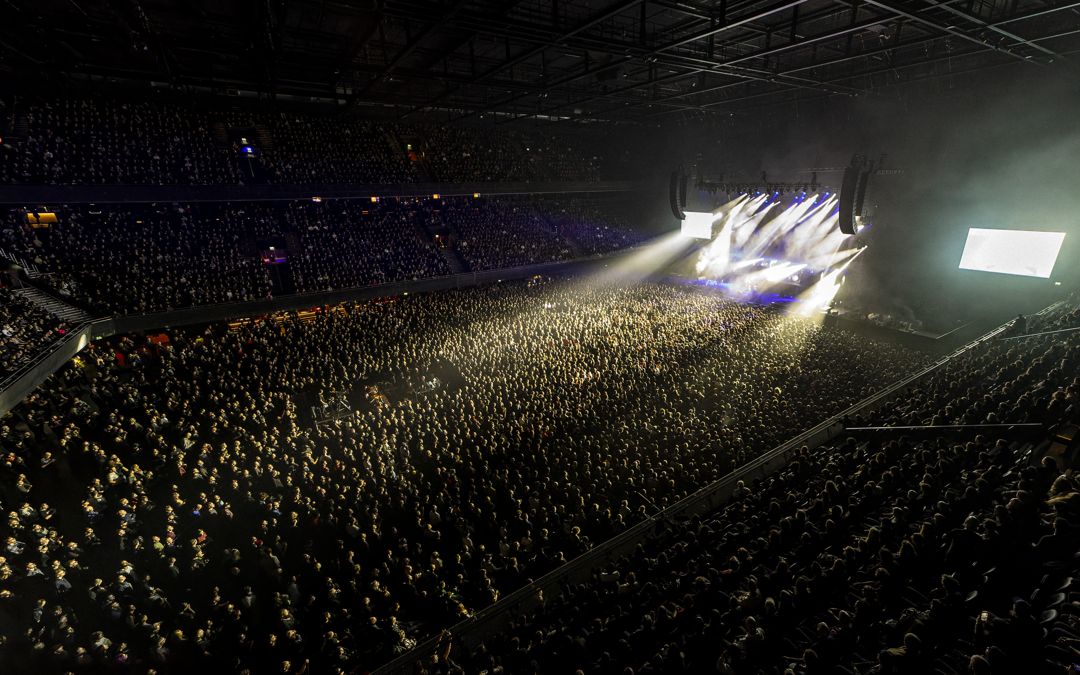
839, 155, 873, 235
669, 168, 687, 220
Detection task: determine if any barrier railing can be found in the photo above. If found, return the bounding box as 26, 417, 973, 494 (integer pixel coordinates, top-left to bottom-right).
846, 423, 1045, 431
0, 324, 92, 418
0, 180, 639, 205
372, 300, 1060, 674
1000, 325, 1080, 341
87, 249, 641, 339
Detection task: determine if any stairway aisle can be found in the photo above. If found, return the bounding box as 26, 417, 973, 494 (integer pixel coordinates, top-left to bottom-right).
13, 287, 93, 323
440, 247, 468, 274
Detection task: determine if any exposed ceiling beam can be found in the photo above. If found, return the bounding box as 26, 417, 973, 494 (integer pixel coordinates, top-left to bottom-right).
859, 0, 1049, 65
916, 0, 1063, 59
400, 0, 645, 117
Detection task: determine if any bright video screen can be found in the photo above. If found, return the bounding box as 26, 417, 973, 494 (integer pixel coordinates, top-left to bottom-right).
958, 228, 1066, 278
681, 211, 715, 240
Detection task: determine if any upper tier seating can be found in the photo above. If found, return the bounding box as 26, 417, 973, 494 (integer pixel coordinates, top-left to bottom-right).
0, 97, 613, 186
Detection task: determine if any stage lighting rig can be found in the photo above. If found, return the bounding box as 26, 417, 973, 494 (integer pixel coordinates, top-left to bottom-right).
696, 178, 821, 195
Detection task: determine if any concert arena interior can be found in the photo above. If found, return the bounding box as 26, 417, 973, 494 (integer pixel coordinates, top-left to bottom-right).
1, 1, 1080, 673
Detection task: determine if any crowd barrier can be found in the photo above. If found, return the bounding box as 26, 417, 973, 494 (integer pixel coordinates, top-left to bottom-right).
0, 180, 638, 205
0, 324, 92, 417
822, 313, 987, 354
87, 254, 634, 339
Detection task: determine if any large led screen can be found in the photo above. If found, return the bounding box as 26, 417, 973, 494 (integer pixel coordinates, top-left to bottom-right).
681, 211, 716, 240
958, 228, 1066, 278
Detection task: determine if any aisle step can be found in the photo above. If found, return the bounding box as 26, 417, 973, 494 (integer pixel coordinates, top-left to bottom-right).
12, 287, 93, 323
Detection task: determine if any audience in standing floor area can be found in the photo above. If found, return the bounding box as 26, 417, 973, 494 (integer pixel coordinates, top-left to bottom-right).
0, 282, 931, 673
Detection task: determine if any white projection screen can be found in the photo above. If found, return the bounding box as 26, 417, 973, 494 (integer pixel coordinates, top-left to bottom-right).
681, 211, 715, 240
959, 228, 1066, 278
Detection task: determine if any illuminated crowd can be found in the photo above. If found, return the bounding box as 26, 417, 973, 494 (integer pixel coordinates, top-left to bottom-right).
443, 298, 1080, 675
0, 281, 930, 672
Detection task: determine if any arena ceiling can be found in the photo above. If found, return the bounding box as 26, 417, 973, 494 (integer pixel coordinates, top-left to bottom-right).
4, 0, 1080, 123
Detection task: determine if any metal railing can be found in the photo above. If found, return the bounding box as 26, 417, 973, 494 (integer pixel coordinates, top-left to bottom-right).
87, 248, 643, 339
1000, 325, 1080, 341
0, 180, 639, 205
846, 423, 1044, 431
0, 323, 92, 417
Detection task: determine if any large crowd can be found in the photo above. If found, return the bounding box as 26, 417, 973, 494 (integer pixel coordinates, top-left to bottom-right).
0, 286, 67, 380
1, 205, 273, 316
0, 90, 1074, 675
440, 199, 575, 270
0, 281, 932, 673
537, 197, 649, 256
436, 298, 1080, 675
0, 198, 646, 315
0, 97, 612, 186
213, 110, 420, 185
0, 99, 240, 186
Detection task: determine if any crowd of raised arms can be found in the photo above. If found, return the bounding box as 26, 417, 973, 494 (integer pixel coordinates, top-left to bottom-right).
0, 281, 938, 673
0, 197, 646, 316
0, 97, 619, 185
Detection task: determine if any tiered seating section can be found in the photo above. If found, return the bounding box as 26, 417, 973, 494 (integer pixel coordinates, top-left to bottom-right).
440, 198, 575, 270
0, 100, 240, 185
0, 197, 648, 316
538, 196, 648, 256
0, 97, 611, 185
